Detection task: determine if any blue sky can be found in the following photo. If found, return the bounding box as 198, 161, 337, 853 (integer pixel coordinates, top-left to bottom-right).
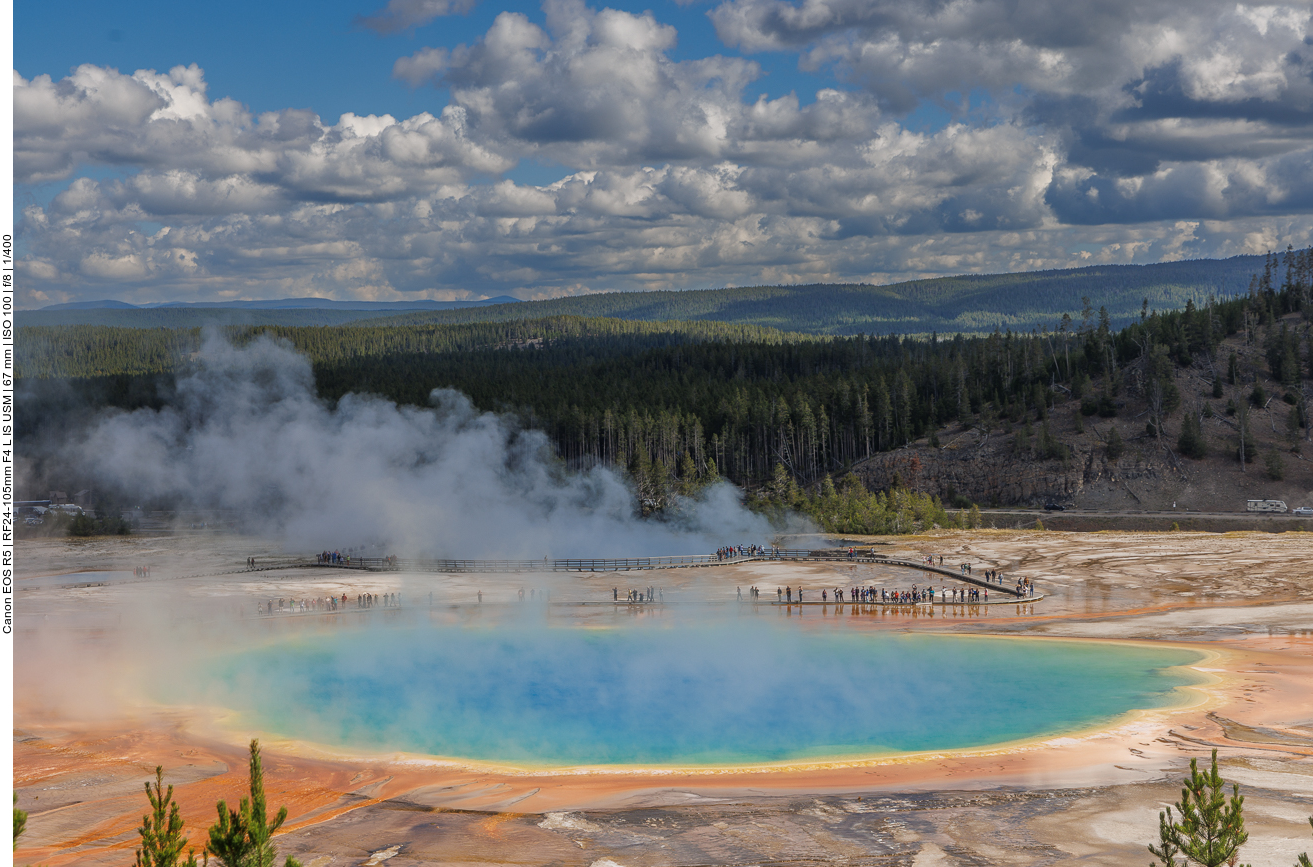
13, 0, 1313, 306
16, 0, 833, 123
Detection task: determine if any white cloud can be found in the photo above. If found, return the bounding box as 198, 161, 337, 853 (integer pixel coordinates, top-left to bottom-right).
13, 0, 1313, 307
79, 252, 149, 280
357, 0, 481, 35
707, 0, 1313, 143
396, 0, 880, 169
13, 66, 512, 194
393, 47, 450, 87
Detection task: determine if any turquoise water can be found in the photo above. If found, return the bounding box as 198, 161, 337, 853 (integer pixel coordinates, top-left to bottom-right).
206, 626, 1202, 766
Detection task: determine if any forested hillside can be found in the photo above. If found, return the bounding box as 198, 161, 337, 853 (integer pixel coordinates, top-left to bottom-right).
20, 250, 1301, 335
19, 246, 1313, 527
366, 251, 1290, 335
15, 317, 805, 379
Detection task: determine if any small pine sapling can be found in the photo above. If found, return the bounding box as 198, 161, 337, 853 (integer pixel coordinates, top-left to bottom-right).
136, 766, 200, 867
207, 740, 302, 867
1149, 750, 1250, 867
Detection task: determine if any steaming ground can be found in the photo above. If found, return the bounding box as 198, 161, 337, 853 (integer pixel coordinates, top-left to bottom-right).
51, 333, 787, 558
14, 529, 1313, 866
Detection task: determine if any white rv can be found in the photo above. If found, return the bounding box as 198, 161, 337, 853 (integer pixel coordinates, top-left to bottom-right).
1246, 499, 1288, 513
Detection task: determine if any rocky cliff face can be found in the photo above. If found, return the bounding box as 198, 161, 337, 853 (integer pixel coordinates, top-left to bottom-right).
851, 429, 1173, 507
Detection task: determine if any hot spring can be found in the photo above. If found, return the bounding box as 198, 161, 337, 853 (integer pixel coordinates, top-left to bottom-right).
193, 621, 1203, 768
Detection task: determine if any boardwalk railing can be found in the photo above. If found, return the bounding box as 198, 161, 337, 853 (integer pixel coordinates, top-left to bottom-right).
295, 550, 1033, 597
313, 554, 758, 573
406, 555, 725, 572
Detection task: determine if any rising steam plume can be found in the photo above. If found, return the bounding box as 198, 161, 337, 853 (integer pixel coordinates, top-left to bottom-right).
70, 333, 780, 557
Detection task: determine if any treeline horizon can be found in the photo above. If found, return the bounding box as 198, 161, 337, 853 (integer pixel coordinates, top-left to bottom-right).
17, 248, 1313, 524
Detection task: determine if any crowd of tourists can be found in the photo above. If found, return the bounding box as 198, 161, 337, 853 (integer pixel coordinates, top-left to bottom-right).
314, 551, 401, 569
935, 558, 1037, 597
716, 544, 776, 560
258, 591, 401, 615
729, 552, 1040, 604
614, 586, 663, 602
834, 585, 950, 603
736, 583, 994, 605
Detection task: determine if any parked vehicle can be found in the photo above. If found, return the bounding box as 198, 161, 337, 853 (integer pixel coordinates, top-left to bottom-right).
1293, 506, 1313, 517
1246, 499, 1288, 513
1044, 503, 1065, 511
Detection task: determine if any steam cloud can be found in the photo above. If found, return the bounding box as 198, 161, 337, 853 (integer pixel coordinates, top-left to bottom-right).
74, 334, 778, 557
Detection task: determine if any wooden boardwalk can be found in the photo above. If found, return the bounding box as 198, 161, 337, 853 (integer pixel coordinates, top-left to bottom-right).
260, 550, 1037, 598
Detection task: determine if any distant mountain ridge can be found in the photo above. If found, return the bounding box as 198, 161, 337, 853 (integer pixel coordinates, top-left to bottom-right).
42, 300, 140, 310
21, 253, 1283, 334
21, 295, 524, 328
39, 296, 521, 311
365, 254, 1274, 335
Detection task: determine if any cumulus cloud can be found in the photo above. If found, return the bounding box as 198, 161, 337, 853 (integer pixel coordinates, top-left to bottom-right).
14, 65, 510, 191
393, 47, 450, 87
357, 0, 480, 34
12, 0, 1313, 307
710, 0, 1312, 109
399, 0, 775, 166
710, 0, 1313, 173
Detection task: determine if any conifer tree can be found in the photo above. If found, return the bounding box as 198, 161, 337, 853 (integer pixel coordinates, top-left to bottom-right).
136, 766, 199, 867
1287, 405, 1304, 445
207, 740, 302, 867
1015, 423, 1032, 456
1149, 750, 1249, 867
1106, 426, 1125, 460
677, 453, 700, 497
1265, 448, 1285, 481
767, 462, 799, 505
1177, 409, 1207, 459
